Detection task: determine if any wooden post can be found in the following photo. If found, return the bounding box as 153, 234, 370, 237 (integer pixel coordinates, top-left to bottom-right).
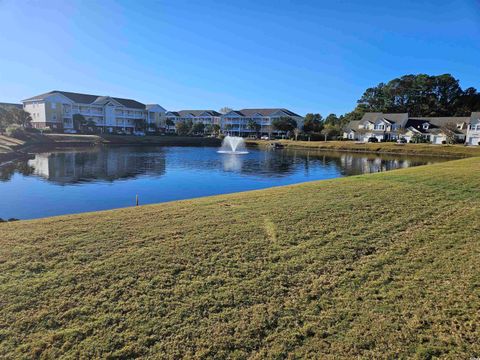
136, 194, 139, 206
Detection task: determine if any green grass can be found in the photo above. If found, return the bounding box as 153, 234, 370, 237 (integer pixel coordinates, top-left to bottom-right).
247, 139, 480, 158
1, 158, 480, 358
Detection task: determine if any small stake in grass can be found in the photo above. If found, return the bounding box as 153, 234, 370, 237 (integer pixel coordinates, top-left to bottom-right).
136, 194, 139, 206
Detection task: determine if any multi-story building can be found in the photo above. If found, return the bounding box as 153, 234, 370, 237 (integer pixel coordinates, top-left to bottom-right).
22, 91, 166, 133
221, 108, 303, 137
344, 112, 472, 144
163, 110, 222, 132
466, 112, 480, 146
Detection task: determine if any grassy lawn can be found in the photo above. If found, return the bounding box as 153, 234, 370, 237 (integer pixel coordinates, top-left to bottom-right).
247, 139, 480, 158
1, 158, 479, 358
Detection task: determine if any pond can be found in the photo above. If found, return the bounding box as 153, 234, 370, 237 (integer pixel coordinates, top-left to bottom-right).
0, 145, 446, 219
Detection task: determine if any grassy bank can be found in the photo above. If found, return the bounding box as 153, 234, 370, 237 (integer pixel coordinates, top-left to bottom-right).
247, 139, 480, 158
1, 158, 479, 358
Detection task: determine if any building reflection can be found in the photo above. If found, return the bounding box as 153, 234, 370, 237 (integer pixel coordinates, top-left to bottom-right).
219, 148, 440, 178
26, 147, 166, 185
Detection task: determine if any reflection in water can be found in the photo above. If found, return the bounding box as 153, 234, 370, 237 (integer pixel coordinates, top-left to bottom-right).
0, 145, 446, 219
221, 154, 243, 172
26, 147, 166, 185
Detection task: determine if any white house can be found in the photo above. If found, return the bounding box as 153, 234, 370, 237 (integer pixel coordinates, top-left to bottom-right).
466, 112, 480, 146
23, 90, 166, 133
344, 112, 472, 144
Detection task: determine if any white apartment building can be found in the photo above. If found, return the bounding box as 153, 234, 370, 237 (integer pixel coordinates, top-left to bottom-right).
221, 108, 304, 137
23, 91, 166, 133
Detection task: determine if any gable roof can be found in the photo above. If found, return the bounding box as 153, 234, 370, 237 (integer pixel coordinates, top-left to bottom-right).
178, 110, 222, 117
360, 112, 409, 126
238, 108, 301, 117
344, 120, 360, 132
23, 90, 146, 109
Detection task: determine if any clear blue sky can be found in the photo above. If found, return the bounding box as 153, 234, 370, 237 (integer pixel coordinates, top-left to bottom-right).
0, 0, 479, 115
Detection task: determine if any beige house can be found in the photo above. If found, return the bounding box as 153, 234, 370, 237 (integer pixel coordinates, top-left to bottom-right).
23, 91, 166, 133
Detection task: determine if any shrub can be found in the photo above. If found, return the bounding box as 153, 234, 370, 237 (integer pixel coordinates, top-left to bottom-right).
5, 124, 26, 139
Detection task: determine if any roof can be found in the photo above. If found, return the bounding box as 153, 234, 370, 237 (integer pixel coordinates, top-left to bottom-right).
165, 111, 180, 117
178, 110, 222, 117
23, 90, 146, 109
146, 104, 167, 112
360, 112, 409, 126
0, 102, 22, 110
405, 118, 466, 135
344, 120, 360, 132
237, 108, 302, 117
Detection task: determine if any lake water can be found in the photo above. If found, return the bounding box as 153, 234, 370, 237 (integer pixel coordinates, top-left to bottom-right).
0, 145, 446, 219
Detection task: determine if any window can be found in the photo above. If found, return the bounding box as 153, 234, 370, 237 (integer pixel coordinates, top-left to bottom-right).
51, 103, 56, 109
374, 124, 385, 130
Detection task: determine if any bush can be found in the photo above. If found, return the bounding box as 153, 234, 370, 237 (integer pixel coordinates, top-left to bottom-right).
5, 125, 26, 139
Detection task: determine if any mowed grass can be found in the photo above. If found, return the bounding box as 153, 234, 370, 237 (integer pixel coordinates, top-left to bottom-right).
1, 158, 480, 358
247, 139, 480, 158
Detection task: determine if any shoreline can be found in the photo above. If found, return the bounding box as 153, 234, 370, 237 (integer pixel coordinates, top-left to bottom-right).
246, 139, 480, 158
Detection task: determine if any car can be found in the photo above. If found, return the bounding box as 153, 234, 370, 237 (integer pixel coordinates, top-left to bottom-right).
368, 137, 379, 143
64, 129, 77, 134
133, 131, 146, 136
397, 138, 407, 144
260, 135, 270, 140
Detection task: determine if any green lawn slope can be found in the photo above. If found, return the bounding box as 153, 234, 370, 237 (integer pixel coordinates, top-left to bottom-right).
1, 158, 479, 358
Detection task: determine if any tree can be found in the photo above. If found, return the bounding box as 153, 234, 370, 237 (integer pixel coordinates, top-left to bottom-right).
212, 124, 221, 136
272, 117, 297, 133
135, 119, 147, 132
219, 107, 233, 114
73, 114, 87, 131
320, 124, 339, 141
355, 74, 477, 117
191, 122, 205, 135
204, 124, 213, 135
165, 119, 175, 128
303, 113, 323, 133
246, 119, 261, 137
0, 108, 15, 131
175, 120, 191, 136
440, 122, 460, 144
85, 119, 97, 132
324, 113, 339, 126
9, 108, 32, 128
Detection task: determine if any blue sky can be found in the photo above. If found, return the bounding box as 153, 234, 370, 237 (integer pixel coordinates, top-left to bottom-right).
0, 0, 479, 115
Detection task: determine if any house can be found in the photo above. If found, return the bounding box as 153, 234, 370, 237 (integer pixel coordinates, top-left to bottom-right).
344, 112, 473, 144
466, 112, 480, 146
404, 117, 468, 144
344, 113, 409, 142
221, 108, 303, 137
22, 91, 166, 133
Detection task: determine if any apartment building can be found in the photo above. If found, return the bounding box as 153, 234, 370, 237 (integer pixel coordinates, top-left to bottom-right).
344, 112, 472, 144
221, 108, 303, 137
23, 91, 166, 133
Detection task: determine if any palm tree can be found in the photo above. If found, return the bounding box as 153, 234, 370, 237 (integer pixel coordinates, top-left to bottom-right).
247, 119, 261, 138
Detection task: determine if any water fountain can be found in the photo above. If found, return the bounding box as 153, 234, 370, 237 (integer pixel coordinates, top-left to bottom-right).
217, 136, 249, 154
